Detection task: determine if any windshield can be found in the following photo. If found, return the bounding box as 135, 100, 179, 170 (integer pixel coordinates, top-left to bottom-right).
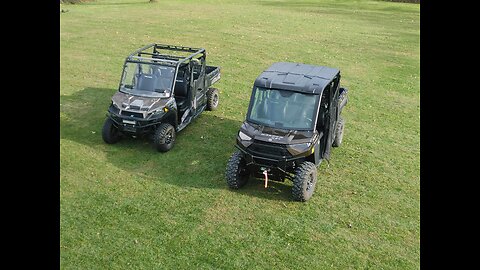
247, 87, 319, 130
120, 62, 175, 98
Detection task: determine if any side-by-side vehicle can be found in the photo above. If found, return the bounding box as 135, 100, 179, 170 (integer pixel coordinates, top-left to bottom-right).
102, 43, 221, 152
225, 62, 348, 201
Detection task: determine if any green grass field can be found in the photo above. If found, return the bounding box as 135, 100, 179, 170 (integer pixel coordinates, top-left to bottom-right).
60, 0, 420, 268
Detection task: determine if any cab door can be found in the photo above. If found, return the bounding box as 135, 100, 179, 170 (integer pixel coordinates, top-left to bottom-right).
323, 78, 340, 160
331, 76, 341, 124
190, 56, 207, 115
316, 83, 331, 160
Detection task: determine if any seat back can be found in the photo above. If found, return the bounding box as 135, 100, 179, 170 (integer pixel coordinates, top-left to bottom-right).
174, 69, 188, 97
266, 100, 286, 123
284, 101, 304, 126
154, 68, 174, 91
137, 74, 155, 91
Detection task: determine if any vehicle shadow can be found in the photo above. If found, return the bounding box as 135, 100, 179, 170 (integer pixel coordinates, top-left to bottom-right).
60, 87, 295, 202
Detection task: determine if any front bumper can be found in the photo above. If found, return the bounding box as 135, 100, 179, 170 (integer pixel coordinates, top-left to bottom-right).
107, 108, 162, 134
235, 142, 305, 181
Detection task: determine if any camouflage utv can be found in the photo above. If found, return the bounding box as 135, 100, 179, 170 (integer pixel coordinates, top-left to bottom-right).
102, 43, 221, 152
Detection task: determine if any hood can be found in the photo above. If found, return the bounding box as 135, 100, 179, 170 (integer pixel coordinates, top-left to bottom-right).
240, 121, 315, 145
112, 91, 170, 114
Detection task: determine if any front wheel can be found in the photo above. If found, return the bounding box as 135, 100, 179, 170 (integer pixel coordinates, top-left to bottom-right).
225, 150, 249, 189
206, 88, 219, 111
292, 161, 317, 202
102, 118, 121, 144
153, 123, 176, 152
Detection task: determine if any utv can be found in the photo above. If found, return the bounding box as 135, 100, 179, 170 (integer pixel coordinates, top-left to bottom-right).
225, 62, 348, 201
102, 43, 221, 152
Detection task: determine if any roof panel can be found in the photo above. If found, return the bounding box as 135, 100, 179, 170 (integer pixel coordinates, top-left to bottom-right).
254, 62, 340, 94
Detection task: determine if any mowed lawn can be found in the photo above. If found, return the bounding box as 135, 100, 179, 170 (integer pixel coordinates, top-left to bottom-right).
60, 0, 420, 269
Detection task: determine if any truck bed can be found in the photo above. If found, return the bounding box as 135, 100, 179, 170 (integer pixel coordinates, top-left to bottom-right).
205, 65, 221, 88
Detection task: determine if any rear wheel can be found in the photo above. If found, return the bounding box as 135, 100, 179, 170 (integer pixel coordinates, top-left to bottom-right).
292, 161, 317, 202
153, 123, 176, 152
206, 88, 219, 111
332, 116, 345, 147
102, 118, 121, 144
225, 150, 249, 189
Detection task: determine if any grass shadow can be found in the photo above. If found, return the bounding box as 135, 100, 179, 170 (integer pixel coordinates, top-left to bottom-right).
61, 87, 295, 201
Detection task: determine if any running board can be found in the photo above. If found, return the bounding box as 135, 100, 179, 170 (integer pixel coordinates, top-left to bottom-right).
180, 108, 190, 123
176, 104, 207, 132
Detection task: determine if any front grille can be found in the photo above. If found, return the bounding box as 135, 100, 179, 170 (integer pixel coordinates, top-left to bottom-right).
247, 140, 291, 158
121, 125, 136, 132
121, 110, 144, 118
252, 156, 279, 167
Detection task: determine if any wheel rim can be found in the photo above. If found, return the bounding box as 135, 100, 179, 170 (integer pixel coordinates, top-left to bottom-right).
237, 158, 248, 181
165, 129, 173, 144
212, 93, 219, 107
305, 173, 315, 192
338, 123, 344, 143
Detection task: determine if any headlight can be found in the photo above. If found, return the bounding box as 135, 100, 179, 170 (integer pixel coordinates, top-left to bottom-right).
148, 108, 166, 118
111, 101, 120, 109
238, 131, 252, 141
238, 131, 253, 148
287, 142, 312, 156
110, 101, 120, 114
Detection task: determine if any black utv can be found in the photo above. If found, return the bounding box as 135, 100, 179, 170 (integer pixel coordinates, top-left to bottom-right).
102, 43, 221, 152
225, 62, 348, 201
